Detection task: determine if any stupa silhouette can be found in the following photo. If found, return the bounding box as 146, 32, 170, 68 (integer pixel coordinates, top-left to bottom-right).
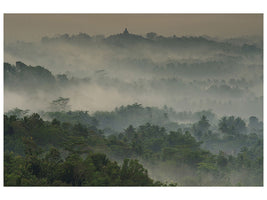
123, 28, 129, 35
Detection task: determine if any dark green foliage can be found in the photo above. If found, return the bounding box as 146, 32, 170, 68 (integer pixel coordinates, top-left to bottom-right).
4, 146, 158, 186
93, 103, 180, 132
120, 159, 154, 186
44, 110, 98, 129
4, 114, 160, 186
219, 116, 247, 135
90, 104, 218, 134
4, 113, 263, 186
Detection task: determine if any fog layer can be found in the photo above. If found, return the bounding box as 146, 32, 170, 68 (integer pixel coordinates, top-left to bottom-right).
4, 30, 263, 120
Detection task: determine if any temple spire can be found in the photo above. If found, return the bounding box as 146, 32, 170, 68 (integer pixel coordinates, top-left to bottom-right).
123, 28, 129, 35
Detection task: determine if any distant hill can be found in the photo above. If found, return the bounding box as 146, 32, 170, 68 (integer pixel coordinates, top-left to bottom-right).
40, 30, 262, 54
4, 61, 56, 91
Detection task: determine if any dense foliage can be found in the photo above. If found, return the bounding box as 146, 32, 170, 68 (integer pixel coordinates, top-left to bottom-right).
4, 113, 263, 186
5, 149, 157, 186
4, 115, 159, 186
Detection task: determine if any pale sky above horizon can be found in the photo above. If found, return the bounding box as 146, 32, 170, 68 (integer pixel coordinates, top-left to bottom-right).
4, 14, 263, 43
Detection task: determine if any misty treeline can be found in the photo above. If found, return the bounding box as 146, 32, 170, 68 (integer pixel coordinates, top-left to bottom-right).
5, 99, 263, 152
5, 107, 263, 185
4, 30, 263, 186
4, 29, 263, 118
4, 61, 263, 120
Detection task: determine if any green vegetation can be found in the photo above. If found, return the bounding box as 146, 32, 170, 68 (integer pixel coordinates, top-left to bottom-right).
4, 114, 158, 186
4, 29, 263, 187
4, 148, 156, 186
4, 112, 263, 186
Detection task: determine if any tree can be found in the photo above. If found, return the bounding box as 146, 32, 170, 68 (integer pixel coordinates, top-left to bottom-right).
5, 108, 29, 119
61, 153, 85, 185
248, 116, 262, 134
120, 159, 153, 186
91, 153, 109, 171
124, 125, 136, 140
24, 113, 44, 130
219, 116, 247, 135
44, 147, 63, 184
73, 123, 88, 137
249, 116, 259, 129
193, 115, 211, 139
22, 137, 43, 179
49, 97, 71, 112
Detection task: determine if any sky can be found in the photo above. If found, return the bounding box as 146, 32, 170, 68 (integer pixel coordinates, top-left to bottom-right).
4, 14, 263, 43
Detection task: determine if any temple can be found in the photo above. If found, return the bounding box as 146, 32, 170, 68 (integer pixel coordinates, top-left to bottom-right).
123, 28, 129, 35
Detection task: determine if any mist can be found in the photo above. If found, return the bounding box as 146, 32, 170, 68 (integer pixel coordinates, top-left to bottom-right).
4, 31, 263, 121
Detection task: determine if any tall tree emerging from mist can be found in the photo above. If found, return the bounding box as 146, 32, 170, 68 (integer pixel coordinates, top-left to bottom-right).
49, 97, 71, 112
192, 115, 211, 139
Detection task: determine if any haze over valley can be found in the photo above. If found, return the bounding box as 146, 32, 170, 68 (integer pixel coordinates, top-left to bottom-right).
4, 14, 263, 186
4, 28, 263, 120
